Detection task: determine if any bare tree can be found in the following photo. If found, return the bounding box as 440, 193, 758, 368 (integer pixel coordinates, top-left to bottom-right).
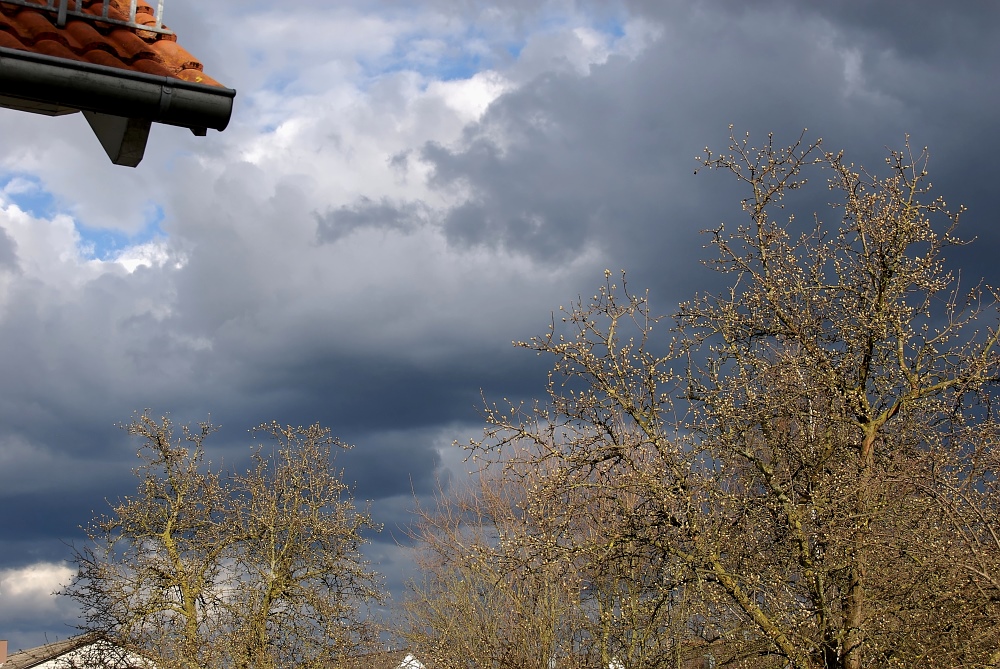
226, 422, 384, 669
423, 131, 1000, 668
65, 412, 384, 669
679, 130, 1000, 668
400, 470, 592, 669
66, 413, 228, 669
400, 454, 702, 669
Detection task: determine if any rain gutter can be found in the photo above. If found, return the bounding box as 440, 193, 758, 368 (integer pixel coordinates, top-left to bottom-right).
0, 45, 235, 165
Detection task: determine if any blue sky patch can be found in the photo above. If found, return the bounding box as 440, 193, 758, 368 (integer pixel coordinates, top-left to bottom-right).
358, 11, 630, 86
0, 174, 58, 219
76, 204, 166, 261
505, 40, 525, 59
360, 33, 489, 84
1, 173, 167, 261
429, 51, 485, 82
594, 15, 627, 39
260, 68, 299, 95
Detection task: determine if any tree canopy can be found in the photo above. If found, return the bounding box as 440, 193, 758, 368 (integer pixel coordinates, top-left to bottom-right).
66, 412, 384, 669
402, 131, 1000, 669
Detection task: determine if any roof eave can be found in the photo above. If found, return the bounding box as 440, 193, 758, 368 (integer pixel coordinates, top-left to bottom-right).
0, 46, 235, 165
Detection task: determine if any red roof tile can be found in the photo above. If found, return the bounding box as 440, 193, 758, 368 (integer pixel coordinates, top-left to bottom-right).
0, 0, 225, 87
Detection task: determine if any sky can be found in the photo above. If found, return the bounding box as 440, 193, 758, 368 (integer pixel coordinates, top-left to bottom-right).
1, 0, 999, 652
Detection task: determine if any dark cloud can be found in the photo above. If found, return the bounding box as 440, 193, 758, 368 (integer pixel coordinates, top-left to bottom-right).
418, 0, 1000, 303
0, 492, 106, 543
316, 196, 428, 243
782, 0, 1000, 61
2, 0, 999, 652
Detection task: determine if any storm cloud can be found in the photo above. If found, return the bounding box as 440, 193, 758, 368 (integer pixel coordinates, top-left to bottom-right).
1, 0, 998, 651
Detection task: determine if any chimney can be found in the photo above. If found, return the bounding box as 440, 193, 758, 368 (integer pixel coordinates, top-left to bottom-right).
0, 639, 7, 666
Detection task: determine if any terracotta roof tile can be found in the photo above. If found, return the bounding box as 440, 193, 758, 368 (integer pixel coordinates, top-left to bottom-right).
0, 27, 23, 48
130, 55, 172, 77
0, 0, 225, 87
63, 18, 109, 49
35, 36, 78, 59
80, 46, 120, 66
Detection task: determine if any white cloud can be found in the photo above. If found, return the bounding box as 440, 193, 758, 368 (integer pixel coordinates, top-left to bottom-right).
1, 177, 40, 198
0, 201, 97, 288
0, 198, 179, 291
427, 70, 512, 123
0, 563, 74, 617
111, 240, 177, 274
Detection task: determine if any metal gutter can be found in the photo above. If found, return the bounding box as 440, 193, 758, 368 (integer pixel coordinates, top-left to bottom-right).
0, 45, 235, 131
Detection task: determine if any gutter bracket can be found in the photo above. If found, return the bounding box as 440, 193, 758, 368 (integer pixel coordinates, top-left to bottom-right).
83, 111, 152, 167
158, 84, 173, 115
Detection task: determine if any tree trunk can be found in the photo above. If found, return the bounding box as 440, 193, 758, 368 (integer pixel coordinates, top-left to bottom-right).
842, 430, 876, 669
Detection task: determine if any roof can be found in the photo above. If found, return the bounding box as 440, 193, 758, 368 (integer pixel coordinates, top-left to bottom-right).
0, 0, 234, 165
2, 633, 151, 669
339, 650, 424, 669
0, 0, 224, 86
3, 634, 99, 669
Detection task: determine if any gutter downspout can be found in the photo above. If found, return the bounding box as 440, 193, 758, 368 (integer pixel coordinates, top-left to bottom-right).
0, 46, 235, 166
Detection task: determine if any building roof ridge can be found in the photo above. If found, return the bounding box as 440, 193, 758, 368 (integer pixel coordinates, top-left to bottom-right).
3, 632, 105, 669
